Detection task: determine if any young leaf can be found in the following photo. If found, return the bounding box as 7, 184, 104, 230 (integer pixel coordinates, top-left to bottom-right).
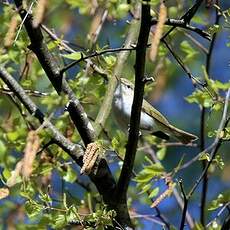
148, 187, 159, 198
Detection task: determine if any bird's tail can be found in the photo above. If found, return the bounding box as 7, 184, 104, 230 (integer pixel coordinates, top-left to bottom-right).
168, 125, 198, 144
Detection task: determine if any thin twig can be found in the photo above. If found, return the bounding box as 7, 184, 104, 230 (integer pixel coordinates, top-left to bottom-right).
0, 87, 48, 97
14, 1, 35, 44
176, 136, 222, 171
0, 66, 83, 157
200, 105, 207, 226
144, 144, 195, 229
161, 39, 205, 89
179, 180, 188, 230
206, 202, 230, 228
161, 0, 204, 40
158, 142, 197, 148
41, 24, 76, 53
87, 8, 108, 47
179, 88, 230, 229
130, 212, 166, 226
160, 1, 206, 91
0, 65, 121, 226
60, 46, 136, 75
14, 0, 96, 146
6, 94, 34, 130
200, 2, 221, 224
194, 127, 229, 191
114, 148, 171, 229
81, 8, 108, 84
151, 17, 211, 40
41, 24, 108, 76
94, 15, 140, 136
182, 31, 209, 54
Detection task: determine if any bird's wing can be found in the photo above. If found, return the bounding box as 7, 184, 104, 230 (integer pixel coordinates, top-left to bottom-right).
142, 100, 198, 144
142, 99, 171, 126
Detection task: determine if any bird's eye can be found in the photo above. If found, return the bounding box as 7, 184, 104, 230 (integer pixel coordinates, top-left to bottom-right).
127, 85, 131, 89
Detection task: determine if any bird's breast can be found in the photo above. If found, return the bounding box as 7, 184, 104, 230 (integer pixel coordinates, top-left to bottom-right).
113, 89, 156, 133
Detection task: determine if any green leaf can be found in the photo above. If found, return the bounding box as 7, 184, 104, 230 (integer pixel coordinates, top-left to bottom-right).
20, 182, 37, 198
138, 183, 152, 194
212, 102, 222, 111
208, 24, 220, 36
111, 137, 119, 150
212, 80, 230, 90
148, 187, 159, 198
62, 52, 82, 60
193, 222, 205, 230
134, 163, 164, 183
0, 140, 7, 161
156, 147, 166, 160
47, 40, 58, 50
213, 155, 224, 170
7, 131, 19, 141
208, 220, 221, 230
116, 4, 130, 18
186, 89, 213, 108
66, 205, 81, 223
104, 55, 116, 67
38, 214, 52, 227
144, 163, 165, 176
63, 165, 77, 183
39, 191, 52, 204
25, 200, 43, 218
53, 214, 66, 228
134, 171, 154, 183
38, 163, 53, 175
180, 40, 198, 62
199, 152, 210, 162
65, 0, 91, 14
0, 140, 6, 154
208, 192, 230, 210
2, 168, 11, 181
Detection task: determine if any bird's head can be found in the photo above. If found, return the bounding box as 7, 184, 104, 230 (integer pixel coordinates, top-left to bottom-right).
114, 78, 134, 98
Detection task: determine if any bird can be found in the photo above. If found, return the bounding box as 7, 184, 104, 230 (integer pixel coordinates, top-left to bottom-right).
112, 78, 198, 144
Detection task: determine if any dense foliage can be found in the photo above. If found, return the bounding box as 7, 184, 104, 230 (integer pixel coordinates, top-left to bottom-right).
0, 0, 230, 229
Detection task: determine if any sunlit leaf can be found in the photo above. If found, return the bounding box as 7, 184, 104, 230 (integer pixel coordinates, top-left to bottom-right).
0, 188, 9, 199
156, 147, 166, 160
62, 52, 82, 60
148, 187, 159, 198
208, 193, 230, 211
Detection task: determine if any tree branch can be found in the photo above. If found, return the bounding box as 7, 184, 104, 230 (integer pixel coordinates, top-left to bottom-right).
60, 46, 136, 75
13, 1, 141, 227
221, 211, 230, 230
182, 31, 208, 54
200, 105, 207, 225
161, 39, 206, 89
41, 24, 108, 78
145, 144, 195, 229
179, 180, 188, 230
179, 88, 230, 229
94, 16, 140, 136
151, 17, 211, 40
116, 0, 151, 203
0, 66, 121, 226
200, 2, 221, 225
162, 0, 204, 40
206, 202, 230, 228
0, 66, 83, 158
14, 0, 95, 146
